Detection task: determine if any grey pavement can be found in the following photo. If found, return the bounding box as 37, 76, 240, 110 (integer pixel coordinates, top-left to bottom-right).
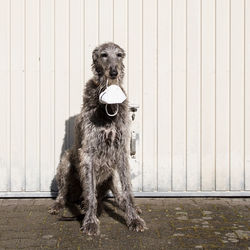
0, 198, 249, 249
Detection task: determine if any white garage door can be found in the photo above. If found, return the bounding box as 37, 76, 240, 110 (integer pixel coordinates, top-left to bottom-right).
0, 0, 250, 197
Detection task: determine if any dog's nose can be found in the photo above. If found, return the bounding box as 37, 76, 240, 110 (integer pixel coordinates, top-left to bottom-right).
109, 68, 118, 78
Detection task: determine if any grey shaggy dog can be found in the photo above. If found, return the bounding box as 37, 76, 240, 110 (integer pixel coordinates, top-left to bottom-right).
48, 42, 147, 235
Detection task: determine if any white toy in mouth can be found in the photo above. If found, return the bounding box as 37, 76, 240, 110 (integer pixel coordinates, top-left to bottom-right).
99, 84, 127, 105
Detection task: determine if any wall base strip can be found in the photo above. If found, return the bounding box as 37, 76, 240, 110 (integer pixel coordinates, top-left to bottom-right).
0, 191, 249, 198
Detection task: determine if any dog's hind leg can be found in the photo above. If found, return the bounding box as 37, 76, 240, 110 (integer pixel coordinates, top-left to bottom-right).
48, 150, 71, 215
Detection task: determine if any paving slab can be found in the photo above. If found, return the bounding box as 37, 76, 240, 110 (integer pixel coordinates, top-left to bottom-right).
0, 198, 249, 249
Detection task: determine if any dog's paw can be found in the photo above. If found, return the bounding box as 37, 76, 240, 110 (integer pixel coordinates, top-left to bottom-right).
48, 207, 59, 215
48, 203, 62, 215
128, 217, 148, 232
81, 218, 100, 236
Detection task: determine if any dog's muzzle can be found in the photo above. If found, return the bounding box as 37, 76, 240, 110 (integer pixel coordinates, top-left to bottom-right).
109, 68, 118, 79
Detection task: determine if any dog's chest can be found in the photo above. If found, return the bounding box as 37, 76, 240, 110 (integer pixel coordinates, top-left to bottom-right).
97, 126, 121, 149
92, 126, 121, 173
94, 127, 119, 182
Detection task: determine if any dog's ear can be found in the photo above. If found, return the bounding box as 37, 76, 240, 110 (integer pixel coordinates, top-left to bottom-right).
92, 48, 104, 77
121, 49, 126, 59
92, 48, 99, 63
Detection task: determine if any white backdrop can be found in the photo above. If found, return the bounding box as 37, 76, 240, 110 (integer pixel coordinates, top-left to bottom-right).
0, 0, 250, 197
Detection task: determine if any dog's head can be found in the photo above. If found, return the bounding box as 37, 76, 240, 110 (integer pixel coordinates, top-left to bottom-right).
92, 42, 125, 82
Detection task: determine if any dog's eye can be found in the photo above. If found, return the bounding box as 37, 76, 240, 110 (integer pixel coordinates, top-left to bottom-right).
117, 53, 122, 57
101, 53, 108, 58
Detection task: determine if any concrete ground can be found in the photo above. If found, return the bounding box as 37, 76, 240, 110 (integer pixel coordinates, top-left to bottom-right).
0, 198, 249, 249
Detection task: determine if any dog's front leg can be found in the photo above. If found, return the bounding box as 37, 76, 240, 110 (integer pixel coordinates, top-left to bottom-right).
117, 153, 147, 232
78, 150, 100, 235
110, 174, 142, 215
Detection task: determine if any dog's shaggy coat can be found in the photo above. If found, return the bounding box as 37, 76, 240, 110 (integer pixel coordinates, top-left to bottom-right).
49, 42, 147, 235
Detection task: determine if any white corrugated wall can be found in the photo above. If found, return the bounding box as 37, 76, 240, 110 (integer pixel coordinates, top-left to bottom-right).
0, 0, 250, 197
